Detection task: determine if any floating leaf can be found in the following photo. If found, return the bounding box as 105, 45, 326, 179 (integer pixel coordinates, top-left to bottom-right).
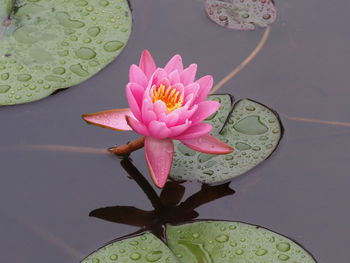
0, 0, 132, 105
171, 94, 283, 183
81, 232, 180, 263
205, 0, 277, 30
167, 221, 316, 263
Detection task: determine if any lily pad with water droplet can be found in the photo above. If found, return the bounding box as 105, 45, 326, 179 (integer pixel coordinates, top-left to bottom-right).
205, 0, 277, 30
170, 94, 283, 183
0, 0, 132, 105
81, 232, 180, 263
166, 221, 316, 263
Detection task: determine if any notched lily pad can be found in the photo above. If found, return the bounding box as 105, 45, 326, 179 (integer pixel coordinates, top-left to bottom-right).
81, 232, 180, 263
0, 0, 132, 105
171, 94, 283, 183
205, 0, 277, 30
167, 221, 316, 263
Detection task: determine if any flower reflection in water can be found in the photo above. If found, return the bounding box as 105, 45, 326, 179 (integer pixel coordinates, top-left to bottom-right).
89, 158, 235, 238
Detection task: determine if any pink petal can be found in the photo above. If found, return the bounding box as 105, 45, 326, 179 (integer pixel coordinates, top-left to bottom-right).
139, 50, 157, 78
194, 75, 214, 104
172, 83, 185, 97
148, 120, 171, 139
159, 112, 179, 127
184, 83, 200, 99
144, 137, 174, 188
180, 134, 233, 154
174, 123, 213, 140
190, 101, 220, 124
125, 116, 150, 136
158, 77, 171, 88
82, 108, 133, 131
141, 99, 157, 125
168, 70, 181, 85
173, 104, 198, 124
153, 100, 167, 117
164, 54, 183, 73
181, 64, 197, 86
126, 83, 143, 120
152, 69, 168, 86
129, 65, 148, 87
169, 120, 192, 137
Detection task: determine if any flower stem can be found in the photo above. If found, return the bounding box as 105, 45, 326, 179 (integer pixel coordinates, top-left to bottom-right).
108, 137, 145, 156
210, 26, 271, 94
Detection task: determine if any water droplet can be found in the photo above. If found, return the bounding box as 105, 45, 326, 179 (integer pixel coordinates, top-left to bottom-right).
55, 12, 85, 28
0, 85, 11, 93
272, 128, 280, 134
76, 47, 97, 60
203, 170, 214, 176
109, 254, 118, 261
146, 251, 163, 262
1, 73, 9, 80
230, 242, 237, 247
255, 249, 267, 256
58, 50, 69, 56
266, 144, 273, 149
233, 116, 268, 135
53, 67, 66, 75
45, 75, 65, 82
276, 242, 291, 252
235, 142, 251, 151
75, 0, 88, 6
87, 26, 101, 37
130, 252, 141, 260
278, 254, 290, 261
192, 233, 200, 238
215, 234, 229, 243
104, 41, 124, 52
252, 146, 261, 151
17, 74, 32, 82
70, 35, 78, 41
245, 105, 255, 111
70, 64, 89, 77
235, 249, 244, 255
99, 0, 110, 6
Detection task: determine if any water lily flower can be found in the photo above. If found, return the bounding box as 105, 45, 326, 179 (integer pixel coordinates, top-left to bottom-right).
83, 50, 233, 188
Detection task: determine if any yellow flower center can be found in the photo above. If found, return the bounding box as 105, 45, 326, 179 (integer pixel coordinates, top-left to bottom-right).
152, 84, 184, 112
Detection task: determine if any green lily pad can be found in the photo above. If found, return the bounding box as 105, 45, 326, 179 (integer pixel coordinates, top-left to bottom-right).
0, 0, 132, 105
166, 221, 316, 263
171, 94, 283, 183
81, 232, 180, 263
82, 222, 315, 263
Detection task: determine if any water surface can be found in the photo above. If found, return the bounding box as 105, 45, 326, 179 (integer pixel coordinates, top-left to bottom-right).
1, 0, 349, 262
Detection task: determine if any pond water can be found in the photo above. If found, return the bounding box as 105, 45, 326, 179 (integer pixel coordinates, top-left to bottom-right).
1, 0, 349, 262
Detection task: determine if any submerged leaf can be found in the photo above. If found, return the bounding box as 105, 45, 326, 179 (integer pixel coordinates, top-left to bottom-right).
171, 94, 283, 183
166, 221, 316, 263
0, 0, 132, 105
205, 0, 277, 30
81, 232, 180, 263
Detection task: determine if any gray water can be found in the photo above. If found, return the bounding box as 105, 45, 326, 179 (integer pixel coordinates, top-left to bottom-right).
1, 0, 350, 262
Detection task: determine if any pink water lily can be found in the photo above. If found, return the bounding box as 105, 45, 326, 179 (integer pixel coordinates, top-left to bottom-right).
83, 50, 233, 188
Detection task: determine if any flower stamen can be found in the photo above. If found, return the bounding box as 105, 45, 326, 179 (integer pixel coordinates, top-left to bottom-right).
152, 84, 184, 112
